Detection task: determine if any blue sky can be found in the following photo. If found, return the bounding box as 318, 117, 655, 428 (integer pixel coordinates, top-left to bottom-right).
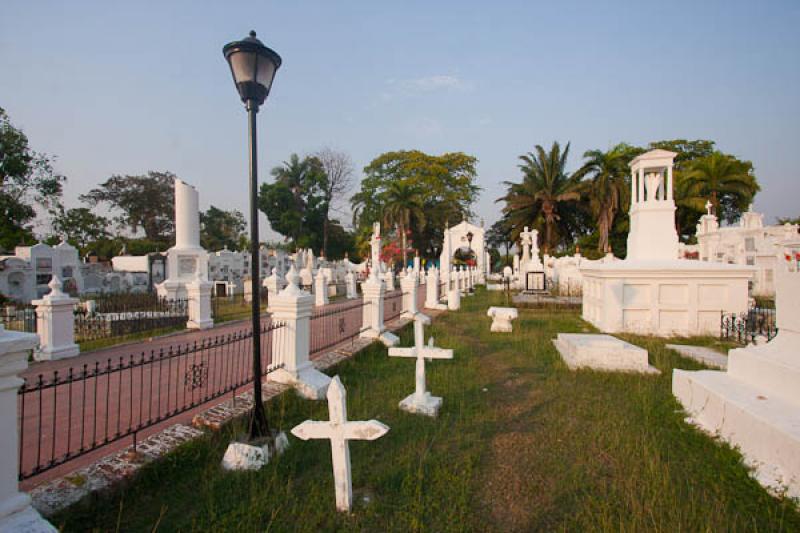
2, 0, 798, 241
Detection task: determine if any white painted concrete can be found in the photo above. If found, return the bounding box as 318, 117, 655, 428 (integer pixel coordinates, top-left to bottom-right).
32, 276, 79, 361
487, 306, 518, 333
553, 333, 659, 374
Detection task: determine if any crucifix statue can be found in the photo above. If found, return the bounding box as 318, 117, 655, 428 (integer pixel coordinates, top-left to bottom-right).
705, 200, 713, 216
520, 226, 535, 263
388, 313, 454, 416
291, 375, 389, 512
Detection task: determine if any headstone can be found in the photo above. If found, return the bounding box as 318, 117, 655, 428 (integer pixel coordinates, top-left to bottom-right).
345, 271, 357, 299
388, 314, 453, 416
487, 306, 519, 333
291, 376, 389, 512
314, 269, 329, 307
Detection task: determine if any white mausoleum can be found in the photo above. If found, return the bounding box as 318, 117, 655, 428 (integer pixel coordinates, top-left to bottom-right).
691, 206, 799, 297
581, 149, 754, 336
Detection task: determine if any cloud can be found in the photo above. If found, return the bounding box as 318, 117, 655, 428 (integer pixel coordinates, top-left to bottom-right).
374, 74, 470, 105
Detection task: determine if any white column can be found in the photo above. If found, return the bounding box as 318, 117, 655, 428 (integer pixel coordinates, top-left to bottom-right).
269, 268, 331, 399
344, 271, 357, 299
359, 276, 398, 347
174, 179, 201, 248
448, 268, 461, 311
400, 267, 419, 319
0, 326, 57, 532
314, 270, 329, 307
667, 165, 673, 201
638, 167, 645, 203
32, 276, 79, 361
425, 268, 444, 310
631, 170, 636, 204
186, 274, 213, 330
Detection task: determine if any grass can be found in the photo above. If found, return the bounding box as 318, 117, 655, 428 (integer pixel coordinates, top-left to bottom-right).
77, 325, 187, 353
51, 288, 800, 531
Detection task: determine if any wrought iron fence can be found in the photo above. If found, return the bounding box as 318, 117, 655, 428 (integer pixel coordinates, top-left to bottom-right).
74, 298, 188, 344
720, 307, 777, 345
18, 322, 285, 481
384, 289, 403, 322
0, 306, 37, 333
309, 299, 369, 357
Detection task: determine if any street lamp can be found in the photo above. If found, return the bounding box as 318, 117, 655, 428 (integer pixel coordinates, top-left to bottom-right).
466, 231, 474, 292
223, 30, 282, 440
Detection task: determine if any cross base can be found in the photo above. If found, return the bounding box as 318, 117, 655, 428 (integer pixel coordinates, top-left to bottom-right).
221, 432, 289, 471
270, 365, 331, 400
399, 391, 443, 417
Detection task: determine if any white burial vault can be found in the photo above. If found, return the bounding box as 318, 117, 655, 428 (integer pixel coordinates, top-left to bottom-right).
553, 333, 659, 374
673, 241, 800, 499
581, 150, 753, 337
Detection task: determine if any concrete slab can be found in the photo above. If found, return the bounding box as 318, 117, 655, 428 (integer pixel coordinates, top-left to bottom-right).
553, 333, 659, 374
666, 344, 727, 369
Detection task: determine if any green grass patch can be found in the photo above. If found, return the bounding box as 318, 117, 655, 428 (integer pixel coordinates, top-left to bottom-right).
52, 289, 800, 531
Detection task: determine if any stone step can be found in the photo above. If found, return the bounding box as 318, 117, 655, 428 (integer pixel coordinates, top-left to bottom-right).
672, 369, 800, 499
727, 337, 800, 407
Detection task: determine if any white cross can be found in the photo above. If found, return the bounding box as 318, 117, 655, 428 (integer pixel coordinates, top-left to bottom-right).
291, 375, 389, 512
388, 314, 453, 403
705, 200, 713, 215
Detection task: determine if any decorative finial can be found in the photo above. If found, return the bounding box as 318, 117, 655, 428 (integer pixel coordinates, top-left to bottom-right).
249, 30, 257, 38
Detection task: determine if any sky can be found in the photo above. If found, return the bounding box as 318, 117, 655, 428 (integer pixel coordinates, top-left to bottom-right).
2, 0, 799, 242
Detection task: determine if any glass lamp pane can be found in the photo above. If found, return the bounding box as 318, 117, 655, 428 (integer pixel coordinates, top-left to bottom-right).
228, 51, 257, 84
255, 56, 277, 90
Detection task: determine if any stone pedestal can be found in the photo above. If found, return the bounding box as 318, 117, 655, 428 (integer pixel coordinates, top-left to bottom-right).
186, 275, 213, 330
487, 306, 518, 333
345, 272, 357, 299
400, 269, 419, 319
359, 277, 398, 347
0, 326, 57, 532
425, 268, 447, 310
383, 269, 394, 291
269, 269, 331, 399
447, 284, 461, 311
314, 270, 329, 308
32, 277, 79, 361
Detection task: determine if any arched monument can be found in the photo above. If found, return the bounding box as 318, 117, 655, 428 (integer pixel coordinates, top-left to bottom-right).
439, 220, 488, 282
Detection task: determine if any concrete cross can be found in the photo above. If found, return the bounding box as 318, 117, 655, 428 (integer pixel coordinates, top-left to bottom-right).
291, 375, 389, 512
388, 313, 453, 416
705, 200, 713, 215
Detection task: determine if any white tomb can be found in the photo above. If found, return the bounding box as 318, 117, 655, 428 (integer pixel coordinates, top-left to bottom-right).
291, 375, 389, 512
581, 150, 753, 336
157, 179, 209, 300
388, 313, 453, 416
487, 306, 519, 333
673, 240, 800, 498
553, 333, 659, 374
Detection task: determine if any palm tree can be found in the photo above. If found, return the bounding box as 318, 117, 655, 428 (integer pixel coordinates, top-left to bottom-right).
499, 142, 582, 253
382, 181, 426, 267
678, 151, 759, 222
573, 146, 630, 253
269, 154, 325, 243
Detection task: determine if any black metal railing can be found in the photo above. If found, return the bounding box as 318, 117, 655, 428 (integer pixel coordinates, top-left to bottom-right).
74, 299, 188, 344
309, 299, 369, 357
18, 322, 285, 481
720, 307, 777, 345
384, 290, 403, 322
0, 306, 37, 333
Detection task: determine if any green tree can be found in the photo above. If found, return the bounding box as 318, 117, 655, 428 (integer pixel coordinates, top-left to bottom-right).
352, 150, 479, 260
499, 142, 582, 253
573, 144, 631, 253
200, 206, 246, 251
51, 207, 111, 252
381, 181, 426, 267
486, 215, 513, 267
678, 151, 760, 224
259, 154, 327, 249
81, 171, 175, 242
777, 216, 800, 226
0, 107, 66, 251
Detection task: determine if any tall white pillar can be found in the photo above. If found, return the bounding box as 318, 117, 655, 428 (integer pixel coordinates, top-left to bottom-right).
638, 167, 645, 203
344, 271, 357, 299
269, 267, 331, 399
631, 170, 636, 204
32, 276, 79, 361
667, 166, 673, 201
314, 270, 329, 307
175, 179, 200, 248
0, 326, 57, 532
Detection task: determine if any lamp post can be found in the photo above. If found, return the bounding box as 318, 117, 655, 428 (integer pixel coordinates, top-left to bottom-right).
223, 31, 282, 440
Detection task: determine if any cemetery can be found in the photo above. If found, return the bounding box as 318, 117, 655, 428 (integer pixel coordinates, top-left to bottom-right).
1, 5, 800, 531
